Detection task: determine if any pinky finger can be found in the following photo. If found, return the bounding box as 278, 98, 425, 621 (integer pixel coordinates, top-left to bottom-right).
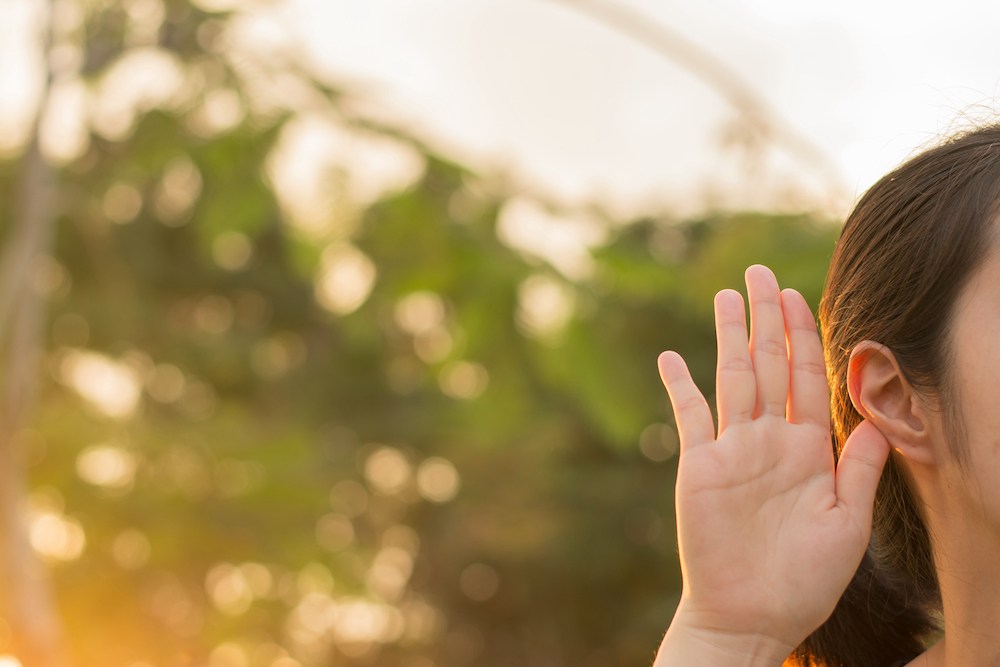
657, 351, 715, 451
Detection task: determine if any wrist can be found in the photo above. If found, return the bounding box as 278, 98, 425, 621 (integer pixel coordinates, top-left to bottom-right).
653, 604, 792, 667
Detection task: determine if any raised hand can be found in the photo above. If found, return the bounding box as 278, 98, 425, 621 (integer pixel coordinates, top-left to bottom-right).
654, 266, 890, 666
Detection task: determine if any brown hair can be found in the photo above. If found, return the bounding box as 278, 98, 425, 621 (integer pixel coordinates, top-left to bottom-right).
791, 125, 1000, 667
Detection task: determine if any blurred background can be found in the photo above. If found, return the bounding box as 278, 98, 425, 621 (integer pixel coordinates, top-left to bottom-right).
1, 0, 999, 666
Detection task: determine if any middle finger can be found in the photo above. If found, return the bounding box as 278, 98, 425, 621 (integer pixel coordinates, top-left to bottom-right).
745, 265, 789, 418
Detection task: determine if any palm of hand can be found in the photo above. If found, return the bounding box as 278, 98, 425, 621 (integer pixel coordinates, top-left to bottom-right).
659, 266, 889, 654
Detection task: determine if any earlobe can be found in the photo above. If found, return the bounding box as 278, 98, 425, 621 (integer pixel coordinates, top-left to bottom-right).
847, 341, 936, 464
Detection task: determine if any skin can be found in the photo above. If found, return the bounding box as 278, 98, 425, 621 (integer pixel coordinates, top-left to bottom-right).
889, 244, 1000, 667
655, 254, 1000, 667
653, 265, 890, 667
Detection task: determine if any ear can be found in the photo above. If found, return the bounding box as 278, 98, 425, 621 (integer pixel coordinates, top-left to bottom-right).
847, 341, 936, 465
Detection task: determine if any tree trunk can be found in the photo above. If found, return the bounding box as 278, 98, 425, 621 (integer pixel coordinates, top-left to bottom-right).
0, 1, 71, 664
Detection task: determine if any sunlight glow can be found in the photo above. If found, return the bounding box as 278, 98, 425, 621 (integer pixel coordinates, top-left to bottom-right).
416, 457, 460, 503
496, 197, 606, 280
363, 447, 411, 495
314, 244, 377, 315
76, 444, 138, 489
91, 48, 187, 141
29, 511, 85, 563
40, 78, 89, 163
296, 563, 334, 596
267, 113, 425, 238
516, 274, 575, 341
286, 592, 405, 654
59, 349, 142, 419
365, 546, 413, 601
394, 291, 445, 335
382, 524, 420, 554
396, 292, 455, 363
153, 156, 202, 226
187, 88, 245, 137
438, 361, 488, 400
123, 0, 166, 45
414, 327, 453, 364
206, 563, 254, 616
208, 642, 247, 667
331, 598, 405, 645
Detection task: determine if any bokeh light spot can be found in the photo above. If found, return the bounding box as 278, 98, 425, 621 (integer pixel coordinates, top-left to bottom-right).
315, 513, 354, 552
438, 361, 488, 400
59, 349, 142, 419
363, 447, 411, 495
394, 291, 445, 335
208, 642, 248, 667
366, 546, 413, 600
639, 423, 679, 462
194, 295, 235, 335
212, 231, 253, 270
416, 457, 460, 503
516, 274, 575, 340
29, 511, 86, 563
154, 156, 202, 225
76, 444, 138, 489
314, 244, 376, 315
459, 563, 499, 602
103, 182, 143, 224
146, 363, 186, 403
329, 480, 368, 517
206, 563, 254, 616
250, 333, 306, 379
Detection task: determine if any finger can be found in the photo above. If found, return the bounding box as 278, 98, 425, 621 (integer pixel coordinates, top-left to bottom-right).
657, 351, 715, 450
714, 289, 755, 433
781, 289, 830, 427
746, 265, 790, 417
835, 420, 890, 530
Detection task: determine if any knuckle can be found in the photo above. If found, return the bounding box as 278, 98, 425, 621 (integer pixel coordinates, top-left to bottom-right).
675, 395, 707, 413
844, 451, 881, 472
792, 359, 827, 376
719, 357, 753, 373
754, 339, 787, 357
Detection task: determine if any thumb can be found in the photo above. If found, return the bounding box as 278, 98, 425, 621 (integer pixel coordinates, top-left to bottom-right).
835, 419, 890, 529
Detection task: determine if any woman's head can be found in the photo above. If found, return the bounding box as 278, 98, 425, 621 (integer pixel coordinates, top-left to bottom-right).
822, 127, 1000, 459
797, 125, 1000, 665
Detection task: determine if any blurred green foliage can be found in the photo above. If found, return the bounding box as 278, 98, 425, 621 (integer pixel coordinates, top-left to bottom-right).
2, 2, 842, 666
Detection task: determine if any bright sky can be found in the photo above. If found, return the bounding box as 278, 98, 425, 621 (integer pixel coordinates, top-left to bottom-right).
286, 0, 1000, 217
5, 0, 1000, 220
